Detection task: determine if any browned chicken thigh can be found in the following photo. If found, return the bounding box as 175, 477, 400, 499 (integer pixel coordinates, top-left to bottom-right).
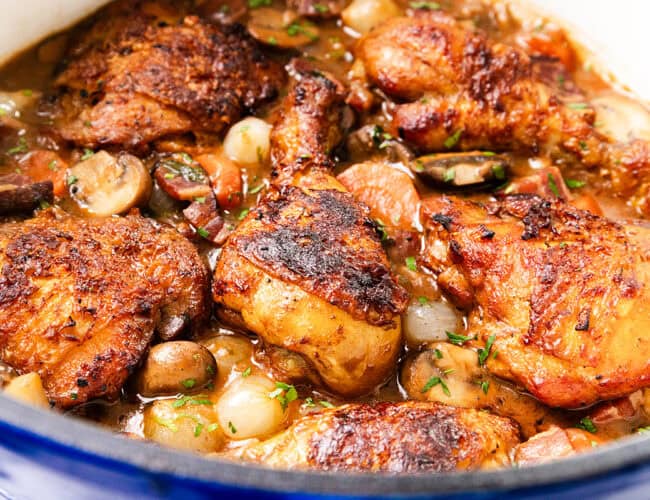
0, 211, 209, 408
227, 401, 520, 472
421, 194, 650, 408
356, 13, 650, 215
52, 2, 283, 149
213, 62, 408, 396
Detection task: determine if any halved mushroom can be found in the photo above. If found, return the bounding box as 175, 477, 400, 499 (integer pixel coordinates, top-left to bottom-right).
412, 152, 511, 188
247, 8, 320, 48
68, 151, 152, 216
347, 124, 415, 164
154, 155, 212, 202
0, 174, 53, 214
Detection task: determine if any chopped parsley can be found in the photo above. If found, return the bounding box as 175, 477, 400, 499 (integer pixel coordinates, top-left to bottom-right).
405, 256, 417, 272
443, 168, 456, 183
207, 423, 219, 432
181, 378, 197, 389
67, 175, 78, 186
636, 426, 650, 434
172, 395, 213, 409
248, 183, 265, 194
477, 334, 496, 366
482, 151, 497, 157
313, 3, 329, 12
568, 102, 589, 110
492, 163, 506, 180
80, 148, 94, 161
286, 22, 319, 41
565, 179, 586, 189
374, 219, 390, 242
547, 173, 560, 197
319, 400, 335, 408
445, 331, 476, 346
48, 160, 59, 171
304, 397, 316, 407
444, 129, 463, 149
7, 138, 28, 155
193, 423, 204, 437
480, 380, 490, 395
434, 348, 443, 359
267, 36, 278, 46
269, 382, 298, 411
228, 421, 238, 434
248, 0, 273, 8
413, 160, 425, 173
194, 196, 206, 203
241, 367, 252, 378
153, 415, 178, 432
576, 417, 597, 434
417, 296, 429, 304
70, 392, 78, 400
237, 208, 250, 220
421, 376, 451, 396
21, 89, 33, 97
196, 227, 210, 239
409, 1, 440, 9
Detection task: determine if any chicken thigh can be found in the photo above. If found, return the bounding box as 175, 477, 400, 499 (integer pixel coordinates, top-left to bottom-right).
0, 210, 209, 408
227, 401, 520, 472
213, 62, 408, 396
356, 13, 650, 215
421, 194, 650, 408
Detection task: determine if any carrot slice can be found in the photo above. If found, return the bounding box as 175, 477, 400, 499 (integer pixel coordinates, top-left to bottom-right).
337, 161, 420, 230
196, 153, 243, 209
18, 150, 68, 197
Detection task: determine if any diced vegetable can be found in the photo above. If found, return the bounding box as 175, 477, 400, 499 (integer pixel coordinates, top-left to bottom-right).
182, 195, 230, 245
18, 150, 68, 197
68, 151, 152, 216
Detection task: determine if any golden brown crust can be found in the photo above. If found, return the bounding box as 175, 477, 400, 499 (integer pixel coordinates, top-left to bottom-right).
222, 185, 407, 326
357, 14, 650, 216
422, 194, 650, 408
228, 401, 520, 472
270, 61, 346, 183
53, 9, 283, 149
0, 211, 209, 407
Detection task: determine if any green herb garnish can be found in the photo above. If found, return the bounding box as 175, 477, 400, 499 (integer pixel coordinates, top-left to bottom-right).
269, 382, 298, 411
181, 378, 197, 389
547, 173, 560, 197
445, 331, 476, 346
565, 179, 586, 189
405, 256, 417, 272
421, 376, 451, 396
444, 129, 463, 149
576, 417, 597, 434
477, 334, 496, 366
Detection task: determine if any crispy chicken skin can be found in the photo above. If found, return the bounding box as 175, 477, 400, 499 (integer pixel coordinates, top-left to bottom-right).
0, 211, 209, 408
356, 13, 650, 215
421, 194, 650, 408
213, 62, 408, 396
52, 3, 283, 149
227, 401, 520, 471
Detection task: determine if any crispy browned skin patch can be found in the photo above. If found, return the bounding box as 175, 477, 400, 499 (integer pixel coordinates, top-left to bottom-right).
52, 3, 283, 149
0, 211, 209, 408
421, 194, 650, 408
357, 13, 650, 216
213, 62, 407, 396
227, 401, 520, 471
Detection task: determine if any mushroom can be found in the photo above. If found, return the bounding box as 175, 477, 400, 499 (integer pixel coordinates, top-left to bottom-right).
134, 341, 217, 397
153, 155, 212, 202
347, 124, 415, 164
68, 151, 152, 216
412, 152, 511, 188
0, 174, 53, 214
247, 8, 320, 48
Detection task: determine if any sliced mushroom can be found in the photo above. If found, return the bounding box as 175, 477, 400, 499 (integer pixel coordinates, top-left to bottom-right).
0, 174, 53, 214
347, 124, 415, 164
247, 8, 320, 48
154, 156, 212, 201
287, 0, 346, 18
68, 151, 152, 216
412, 152, 511, 188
